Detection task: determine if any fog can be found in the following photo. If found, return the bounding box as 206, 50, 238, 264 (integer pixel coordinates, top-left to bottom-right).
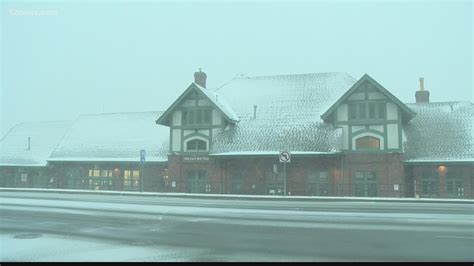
1, 0, 472, 136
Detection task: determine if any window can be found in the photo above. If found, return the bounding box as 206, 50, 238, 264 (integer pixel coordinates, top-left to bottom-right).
132, 170, 140, 186
356, 136, 380, 150
348, 103, 357, 120
358, 103, 366, 119
124, 170, 131, 186
348, 102, 386, 121
124, 170, 140, 188
182, 109, 212, 126
186, 139, 207, 152
377, 103, 386, 119
21, 173, 27, 182
369, 103, 376, 118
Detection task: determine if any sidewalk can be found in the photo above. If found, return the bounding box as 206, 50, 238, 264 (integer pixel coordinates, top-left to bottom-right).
1, 187, 473, 204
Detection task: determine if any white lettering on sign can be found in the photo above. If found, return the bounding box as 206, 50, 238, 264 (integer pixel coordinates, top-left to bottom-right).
183, 157, 209, 161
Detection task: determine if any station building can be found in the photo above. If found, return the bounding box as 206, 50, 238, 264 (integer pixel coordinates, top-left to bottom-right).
156, 71, 473, 198
0, 112, 169, 191
1, 71, 473, 198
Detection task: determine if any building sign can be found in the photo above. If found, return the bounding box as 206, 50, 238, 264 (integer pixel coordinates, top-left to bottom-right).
183, 156, 209, 162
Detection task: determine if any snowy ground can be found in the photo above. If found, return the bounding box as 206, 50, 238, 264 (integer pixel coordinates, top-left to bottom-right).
1, 187, 473, 203
0, 191, 473, 262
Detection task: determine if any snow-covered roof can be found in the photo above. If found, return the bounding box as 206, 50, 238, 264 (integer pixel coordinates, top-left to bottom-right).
403, 101, 474, 163
49, 111, 169, 162
0, 121, 73, 166
156, 83, 239, 126
194, 83, 239, 122
210, 72, 357, 154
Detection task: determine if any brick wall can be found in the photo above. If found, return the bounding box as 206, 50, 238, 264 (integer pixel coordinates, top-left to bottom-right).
408, 164, 474, 199
341, 153, 405, 197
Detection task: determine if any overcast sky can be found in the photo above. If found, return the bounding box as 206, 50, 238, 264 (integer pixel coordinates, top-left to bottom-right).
1, 0, 472, 136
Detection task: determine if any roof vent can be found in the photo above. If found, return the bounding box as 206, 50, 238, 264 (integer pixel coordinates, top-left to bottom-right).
26, 137, 31, 150
253, 105, 258, 119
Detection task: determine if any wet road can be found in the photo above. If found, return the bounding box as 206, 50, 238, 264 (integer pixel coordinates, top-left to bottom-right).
0, 191, 473, 261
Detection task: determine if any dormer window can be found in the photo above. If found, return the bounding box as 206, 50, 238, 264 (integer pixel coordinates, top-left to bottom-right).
182, 109, 212, 126
186, 139, 207, 152
349, 102, 385, 121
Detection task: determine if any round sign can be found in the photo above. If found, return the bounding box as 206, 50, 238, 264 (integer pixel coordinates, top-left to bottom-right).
279, 151, 291, 163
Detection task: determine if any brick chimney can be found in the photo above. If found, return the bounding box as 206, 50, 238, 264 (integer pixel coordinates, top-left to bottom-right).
415, 77, 430, 103
194, 68, 207, 88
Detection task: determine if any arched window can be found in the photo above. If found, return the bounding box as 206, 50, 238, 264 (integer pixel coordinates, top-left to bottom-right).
186, 139, 207, 151
356, 136, 380, 150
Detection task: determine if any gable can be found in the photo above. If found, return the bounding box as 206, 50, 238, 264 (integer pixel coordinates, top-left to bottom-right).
321, 74, 416, 122
156, 83, 239, 127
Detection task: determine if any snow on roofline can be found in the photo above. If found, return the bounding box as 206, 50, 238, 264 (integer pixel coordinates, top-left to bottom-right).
47, 157, 168, 163
0, 163, 47, 167
405, 159, 474, 164
210, 151, 341, 156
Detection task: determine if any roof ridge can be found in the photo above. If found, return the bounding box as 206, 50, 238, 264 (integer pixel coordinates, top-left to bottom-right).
0, 122, 24, 142
405, 101, 472, 105
1, 120, 72, 142
79, 110, 165, 117
48, 118, 79, 160
236, 72, 351, 80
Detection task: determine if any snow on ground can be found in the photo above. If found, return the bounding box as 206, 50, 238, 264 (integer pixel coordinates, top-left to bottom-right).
1, 197, 472, 230
0, 232, 204, 262
1, 187, 473, 203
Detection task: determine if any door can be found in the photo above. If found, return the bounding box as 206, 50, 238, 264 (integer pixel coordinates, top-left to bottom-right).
231, 171, 245, 194
447, 173, 464, 198
187, 170, 208, 193
354, 171, 377, 197
422, 174, 439, 198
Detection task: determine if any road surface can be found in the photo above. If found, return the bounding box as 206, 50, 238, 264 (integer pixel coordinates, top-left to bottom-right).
0, 191, 473, 262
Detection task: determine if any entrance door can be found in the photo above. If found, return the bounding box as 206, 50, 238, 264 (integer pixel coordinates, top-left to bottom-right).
353, 171, 377, 197
447, 173, 464, 198
422, 174, 439, 198
307, 171, 330, 196
231, 171, 245, 194
187, 170, 208, 193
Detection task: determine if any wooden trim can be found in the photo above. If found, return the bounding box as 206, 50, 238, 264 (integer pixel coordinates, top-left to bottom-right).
352, 128, 384, 137
321, 74, 416, 121
171, 124, 223, 129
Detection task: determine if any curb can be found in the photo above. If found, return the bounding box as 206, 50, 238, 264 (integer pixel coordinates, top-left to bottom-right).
0, 187, 473, 204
